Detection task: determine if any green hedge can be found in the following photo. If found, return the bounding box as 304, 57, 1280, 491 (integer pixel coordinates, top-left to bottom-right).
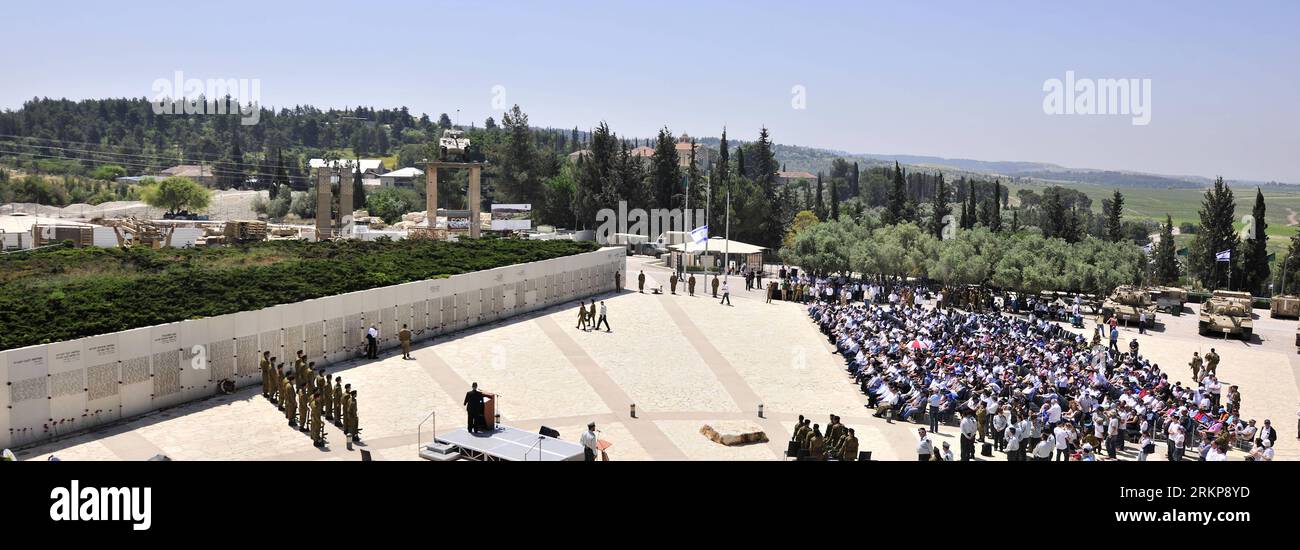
0, 238, 597, 351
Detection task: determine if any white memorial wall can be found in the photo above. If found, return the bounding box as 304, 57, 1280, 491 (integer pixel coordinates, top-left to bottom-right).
1, 247, 624, 450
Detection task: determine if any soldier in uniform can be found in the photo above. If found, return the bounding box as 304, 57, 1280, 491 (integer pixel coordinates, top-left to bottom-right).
294, 350, 307, 386
1189, 351, 1203, 381
333, 378, 345, 426
260, 351, 272, 398
297, 383, 310, 431
688, 273, 696, 296
839, 428, 859, 461
282, 374, 297, 425
341, 384, 354, 433
615, 270, 621, 291
346, 389, 360, 443
321, 374, 334, 421
588, 300, 597, 328
399, 324, 413, 360
826, 415, 845, 448
1204, 348, 1220, 377
711, 275, 720, 298
576, 300, 589, 330
791, 414, 805, 441
637, 270, 646, 293
806, 425, 826, 460
269, 359, 282, 404
309, 392, 325, 447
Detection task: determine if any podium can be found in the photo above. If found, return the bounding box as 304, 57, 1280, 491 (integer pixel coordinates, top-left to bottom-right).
482, 392, 496, 431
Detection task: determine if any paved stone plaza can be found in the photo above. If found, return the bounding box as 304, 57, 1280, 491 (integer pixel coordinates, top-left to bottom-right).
15, 255, 1300, 461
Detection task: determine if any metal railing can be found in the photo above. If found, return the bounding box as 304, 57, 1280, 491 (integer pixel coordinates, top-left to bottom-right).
416, 410, 436, 456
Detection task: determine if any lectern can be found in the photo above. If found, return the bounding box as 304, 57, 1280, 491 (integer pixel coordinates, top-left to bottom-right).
481, 392, 496, 431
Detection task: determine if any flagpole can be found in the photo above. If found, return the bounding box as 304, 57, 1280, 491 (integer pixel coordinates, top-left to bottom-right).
725, 186, 730, 283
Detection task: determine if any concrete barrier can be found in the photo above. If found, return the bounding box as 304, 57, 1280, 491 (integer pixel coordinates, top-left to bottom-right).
1, 246, 625, 450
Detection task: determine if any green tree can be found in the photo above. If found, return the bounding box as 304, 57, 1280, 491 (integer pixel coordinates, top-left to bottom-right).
496, 104, 541, 205
928, 173, 951, 238
89, 165, 127, 181
1153, 215, 1180, 284
884, 162, 912, 225
1240, 187, 1270, 295
1103, 189, 1125, 242
829, 178, 840, 221
814, 172, 826, 220
650, 127, 682, 209
1189, 177, 1238, 289
141, 176, 212, 214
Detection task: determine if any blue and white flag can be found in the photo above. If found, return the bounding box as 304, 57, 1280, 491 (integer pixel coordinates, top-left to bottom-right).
1215, 249, 1231, 262
689, 225, 709, 244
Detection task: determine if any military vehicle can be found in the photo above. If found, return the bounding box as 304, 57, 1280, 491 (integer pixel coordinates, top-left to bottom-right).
1269, 294, 1300, 319
1198, 290, 1253, 339
438, 129, 473, 162
1101, 285, 1157, 326
1149, 286, 1188, 316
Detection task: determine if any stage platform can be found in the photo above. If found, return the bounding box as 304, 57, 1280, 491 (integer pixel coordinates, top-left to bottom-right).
431, 425, 585, 461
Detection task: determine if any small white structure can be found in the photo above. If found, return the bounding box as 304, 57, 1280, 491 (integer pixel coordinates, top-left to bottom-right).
379, 167, 424, 187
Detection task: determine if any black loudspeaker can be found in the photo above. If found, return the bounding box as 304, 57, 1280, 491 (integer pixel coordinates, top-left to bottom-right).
539, 426, 561, 438
360, 449, 373, 462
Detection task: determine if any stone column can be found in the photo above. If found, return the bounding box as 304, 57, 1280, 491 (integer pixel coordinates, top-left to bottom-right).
337, 162, 353, 236
426, 163, 438, 230
315, 167, 333, 241
468, 164, 481, 238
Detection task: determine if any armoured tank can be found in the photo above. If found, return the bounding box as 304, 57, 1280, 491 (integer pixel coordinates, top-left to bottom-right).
1149, 286, 1188, 316
1198, 290, 1253, 339
1102, 285, 1156, 325
438, 129, 473, 162
1270, 294, 1300, 319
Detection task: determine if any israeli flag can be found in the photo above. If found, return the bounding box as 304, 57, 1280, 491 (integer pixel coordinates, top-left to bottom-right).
689, 225, 709, 244
1215, 249, 1231, 262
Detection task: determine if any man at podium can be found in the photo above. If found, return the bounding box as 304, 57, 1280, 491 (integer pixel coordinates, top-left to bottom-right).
463, 382, 486, 433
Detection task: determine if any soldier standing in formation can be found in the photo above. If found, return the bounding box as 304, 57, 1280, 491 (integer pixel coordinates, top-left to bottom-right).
332, 378, 345, 426
711, 275, 720, 298
294, 351, 307, 387
309, 391, 325, 447
669, 272, 678, 295
297, 380, 310, 430
260, 351, 273, 398
688, 273, 696, 296
282, 373, 297, 426
637, 270, 646, 293
1189, 351, 1202, 381
321, 374, 334, 422
344, 389, 360, 446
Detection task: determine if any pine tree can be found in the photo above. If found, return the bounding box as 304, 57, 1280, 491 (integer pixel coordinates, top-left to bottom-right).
986, 179, 1002, 232
1241, 187, 1270, 295
849, 162, 860, 198
1281, 233, 1300, 295
885, 161, 910, 225
814, 172, 826, 220
830, 178, 839, 221
966, 179, 979, 229
1042, 188, 1067, 239
650, 127, 682, 209
1190, 177, 1239, 289
1153, 214, 1180, 284
958, 179, 971, 229
1009, 208, 1021, 233
1104, 189, 1125, 242
928, 173, 950, 237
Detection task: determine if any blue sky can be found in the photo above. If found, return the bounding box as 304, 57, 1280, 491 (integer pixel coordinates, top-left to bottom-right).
3, 0, 1297, 181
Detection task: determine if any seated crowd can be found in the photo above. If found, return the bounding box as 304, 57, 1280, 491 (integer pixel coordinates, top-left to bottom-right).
803, 277, 1276, 462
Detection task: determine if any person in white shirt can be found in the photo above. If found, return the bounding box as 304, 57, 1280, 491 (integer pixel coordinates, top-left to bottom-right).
959, 413, 978, 461
1053, 424, 1073, 461
366, 325, 379, 359
940, 442, 953, 462
1138, 433, 1153, 461
580, 422, 600, 461
1033, 434, 1054, 461
594, 301, 611, 332
1004, 426, 1020, 461
719, 280, 731, 306
916, 428, 933, 461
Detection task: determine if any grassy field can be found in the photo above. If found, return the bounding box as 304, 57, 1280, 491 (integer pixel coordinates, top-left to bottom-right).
1006, 182, 1300, 257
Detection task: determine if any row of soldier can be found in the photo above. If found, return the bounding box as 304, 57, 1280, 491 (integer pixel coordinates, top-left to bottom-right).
260, 350, 361, 448
791, 414, 860, 461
